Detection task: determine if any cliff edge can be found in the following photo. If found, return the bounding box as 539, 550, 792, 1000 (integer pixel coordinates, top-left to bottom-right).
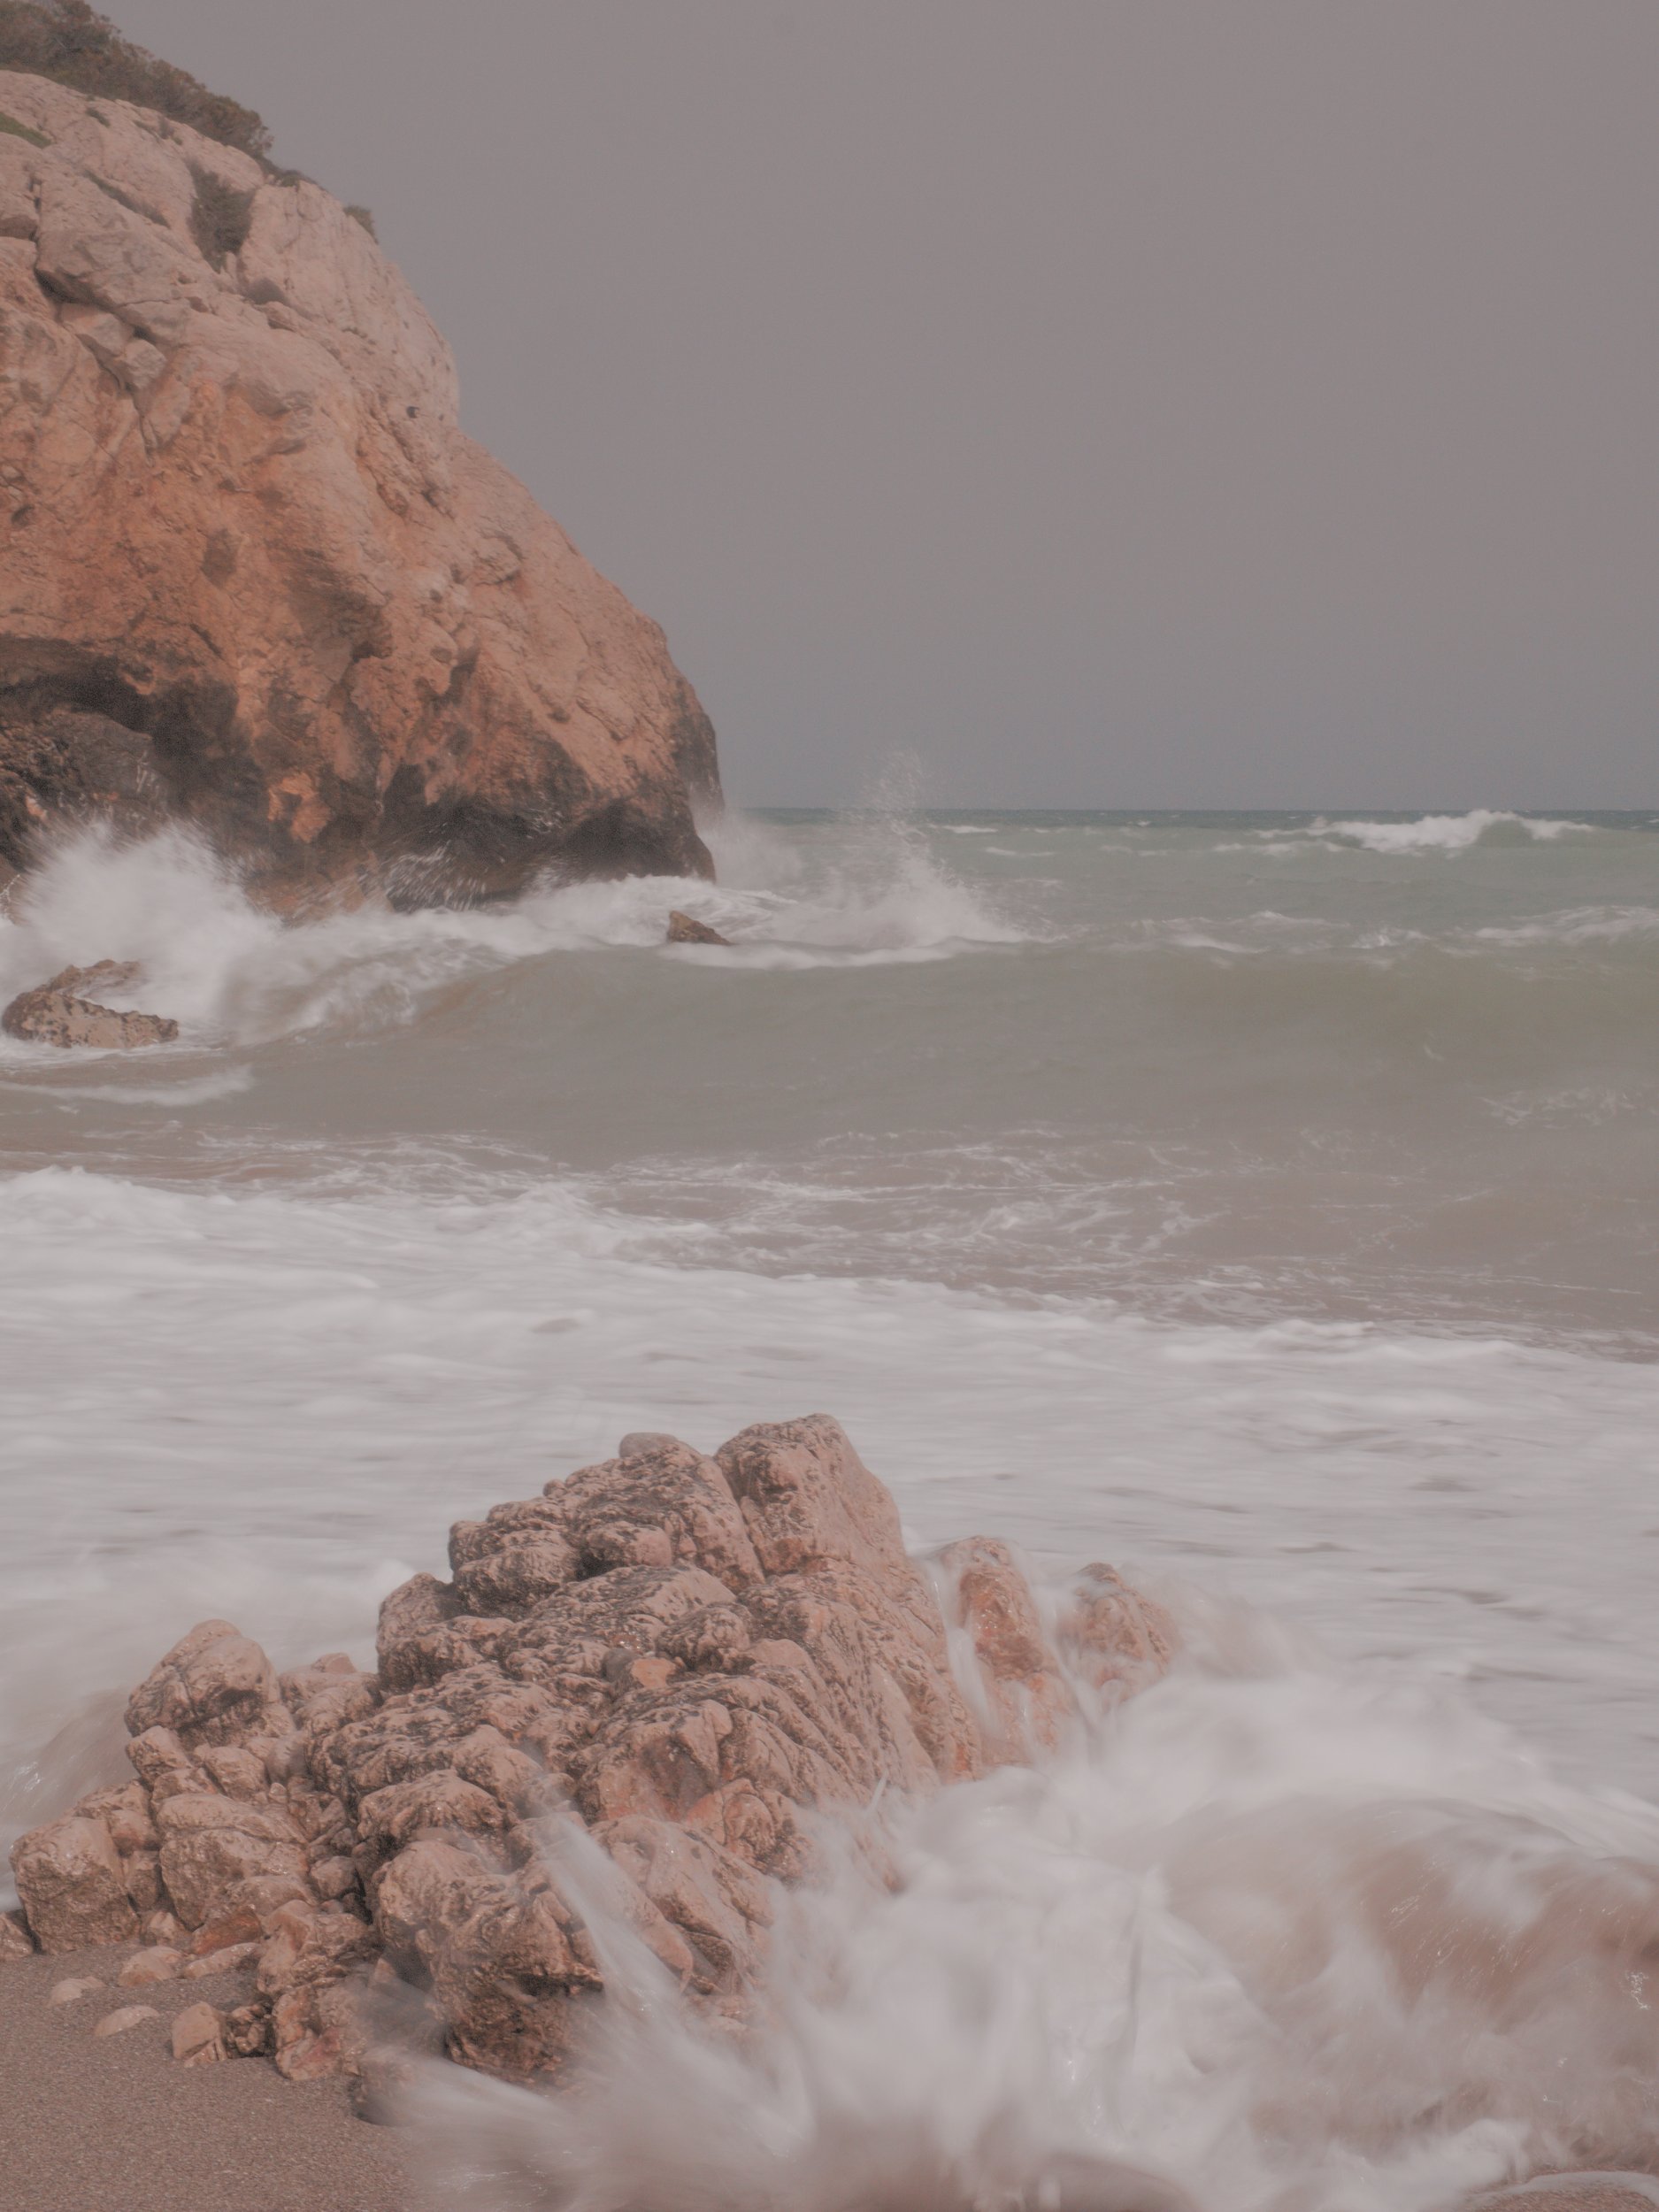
0, 68, 718, 907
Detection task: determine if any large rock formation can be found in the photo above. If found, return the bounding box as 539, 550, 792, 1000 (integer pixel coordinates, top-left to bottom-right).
0, 68, 718, 908
5, 1417, 1174, 2091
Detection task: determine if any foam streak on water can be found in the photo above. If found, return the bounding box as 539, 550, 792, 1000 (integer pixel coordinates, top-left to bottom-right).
1, 806, 1656, 2205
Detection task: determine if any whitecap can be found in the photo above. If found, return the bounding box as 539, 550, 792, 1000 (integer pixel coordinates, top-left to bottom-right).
0, 811, 1033, 1054
1312, 811, 1597, 855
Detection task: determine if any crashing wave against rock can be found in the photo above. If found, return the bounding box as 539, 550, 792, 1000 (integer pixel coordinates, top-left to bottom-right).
0, 68, 718, 909
4, 1416, 1173, 2092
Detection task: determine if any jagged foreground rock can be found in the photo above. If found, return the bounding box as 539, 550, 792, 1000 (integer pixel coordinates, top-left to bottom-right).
0, 69, 718, 908
7, 1417, 1173, 2091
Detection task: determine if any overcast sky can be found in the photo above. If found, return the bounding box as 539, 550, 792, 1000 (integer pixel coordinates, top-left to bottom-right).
112, 3, 1655, 808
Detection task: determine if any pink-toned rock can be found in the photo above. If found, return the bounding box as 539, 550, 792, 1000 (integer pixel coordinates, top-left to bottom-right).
0, 68, 718, 911
0, 1907, 34, 1959
936, 1535, 1075, 1762
154, 1791, 311, 1929
183, 1939, 261, 1978
1, 964, 178, 1048
597, 1813, 772, 1999
374, 1574, 511, 1694
334, 1414, 1163, 2072
718, 1415, 915, 1586
274, 2024, 347, 2082
221, 1870, 316, 1926
92, 2002, 158, 2037
11, 1813, 139, 1951
196, 1745, 271, 1800
125, 1620, 287, 1750
665, 910, 731, 946
559, 1437, 764, 1592
223, 2002, 270, 2057
126, 1725, 200, 1797
122, 1848, 163, 1914
8, 1410, 1170, 2089
719, 1416, 983, 1786
310, 1853, 359, 1901
170, 2001, 226, 2065
187, 1903, 265, 1956
279, 1659, 378, 1745
117, 1943, 183, 1987
1056, 1561, 1179, 1695
448, 1500, 576, 1618
254, 1902, 376, 1998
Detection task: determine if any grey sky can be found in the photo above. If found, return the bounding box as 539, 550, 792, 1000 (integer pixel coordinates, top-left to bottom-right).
112, 3, 1656, 807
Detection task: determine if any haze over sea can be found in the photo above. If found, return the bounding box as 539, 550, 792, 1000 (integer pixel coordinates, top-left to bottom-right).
4, 803, 1658, 2207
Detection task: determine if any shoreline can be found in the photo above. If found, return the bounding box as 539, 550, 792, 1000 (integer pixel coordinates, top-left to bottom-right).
6, 1932, 1659, 2212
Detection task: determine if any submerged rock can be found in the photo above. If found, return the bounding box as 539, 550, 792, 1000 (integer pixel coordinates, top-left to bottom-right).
0, 68, 718, 910
1, 961, 178, 1047
666, 910, 731, 945
6, 1415, 1172, 2086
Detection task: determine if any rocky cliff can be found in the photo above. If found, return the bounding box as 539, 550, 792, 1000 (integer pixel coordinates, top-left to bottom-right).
0, 69, 718, 907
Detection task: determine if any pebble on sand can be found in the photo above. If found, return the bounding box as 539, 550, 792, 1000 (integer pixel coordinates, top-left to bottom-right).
119, 1946, 184, 1988
48, 1977, 103, 2006
171, 2003, 227, 2067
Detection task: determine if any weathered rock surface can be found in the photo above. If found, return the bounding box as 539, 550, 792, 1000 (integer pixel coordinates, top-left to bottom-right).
666, 909, 730, 945
1, 958, 178, 1044
0, 68, 718, 909
12, 1811, 140, 1950
8, 1414, 1172, 2088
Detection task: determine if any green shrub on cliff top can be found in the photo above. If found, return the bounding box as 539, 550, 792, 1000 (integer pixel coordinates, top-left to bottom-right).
0, 0, 271, 159
188, 162, 254, 265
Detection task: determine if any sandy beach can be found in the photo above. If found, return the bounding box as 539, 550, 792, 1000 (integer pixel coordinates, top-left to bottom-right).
0, 1946, 405, 2212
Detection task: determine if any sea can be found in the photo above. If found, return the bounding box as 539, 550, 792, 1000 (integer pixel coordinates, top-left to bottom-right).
2, 803, 1657, 2209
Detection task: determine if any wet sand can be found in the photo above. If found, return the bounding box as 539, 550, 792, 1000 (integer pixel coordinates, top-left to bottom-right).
5, 1947, 1658, 2212
0, 1947, 406, 2212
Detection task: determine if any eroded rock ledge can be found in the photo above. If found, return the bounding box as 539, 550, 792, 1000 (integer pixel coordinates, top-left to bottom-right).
0, 68, 718, 908
5, 1417, 1173, 2093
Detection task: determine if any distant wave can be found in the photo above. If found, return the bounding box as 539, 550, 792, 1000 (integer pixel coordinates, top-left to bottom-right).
1310, 810, 1596, 854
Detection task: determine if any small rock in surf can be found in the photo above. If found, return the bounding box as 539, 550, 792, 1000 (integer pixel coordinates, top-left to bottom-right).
665, 910, 731, 945
1, 961, 178, 1048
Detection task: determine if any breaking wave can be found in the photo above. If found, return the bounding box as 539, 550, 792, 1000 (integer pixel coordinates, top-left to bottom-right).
0, 811, 1025, 1052
425, 1625, 1659, 2212
1306, 811, 1597, 856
